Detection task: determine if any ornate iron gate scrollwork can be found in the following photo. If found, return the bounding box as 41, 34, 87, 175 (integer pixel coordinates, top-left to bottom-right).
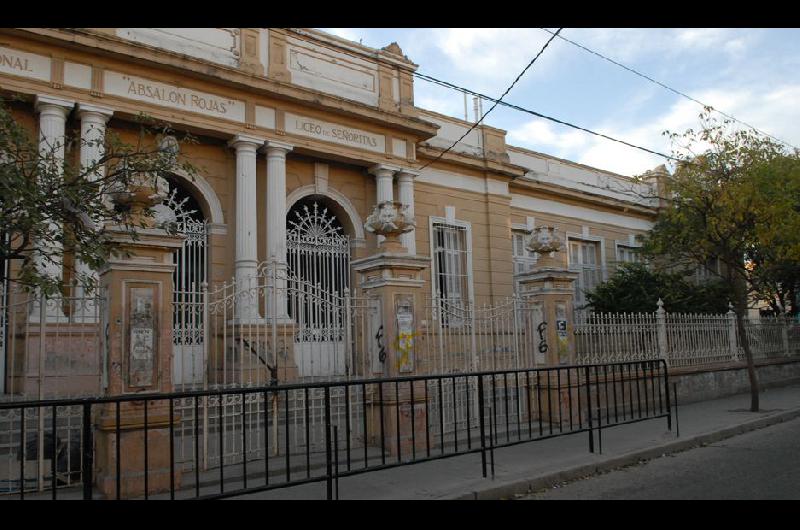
286, 201, 351, 377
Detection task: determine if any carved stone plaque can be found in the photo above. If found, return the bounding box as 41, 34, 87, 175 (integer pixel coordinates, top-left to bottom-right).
129, 287, 156, 387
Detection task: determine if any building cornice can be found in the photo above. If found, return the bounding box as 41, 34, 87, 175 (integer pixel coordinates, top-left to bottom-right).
416, 144, 526, 180
286, 28, 418, 71
509, 177, 658, 219
3, 28, 439, 141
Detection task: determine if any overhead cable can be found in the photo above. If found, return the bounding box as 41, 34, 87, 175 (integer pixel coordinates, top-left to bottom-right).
416, 28, 563, 172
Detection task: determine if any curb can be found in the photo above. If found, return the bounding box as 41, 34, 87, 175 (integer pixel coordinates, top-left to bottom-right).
454, 407, 800, 500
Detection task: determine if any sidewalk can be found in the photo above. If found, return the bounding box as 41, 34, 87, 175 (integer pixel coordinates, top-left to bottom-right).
234, 383, 800, 500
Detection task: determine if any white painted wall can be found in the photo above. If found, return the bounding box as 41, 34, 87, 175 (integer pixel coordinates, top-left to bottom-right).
285, 35, 379, 107
418, 167, 508, 196
419, 111, 483, 157
63, 62, 91, 89
508, 148, 657, 207
510, 193, 653, 231
115, 28, 240, 68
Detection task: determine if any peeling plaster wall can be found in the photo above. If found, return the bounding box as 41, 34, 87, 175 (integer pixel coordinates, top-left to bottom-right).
115, 28, 240, 68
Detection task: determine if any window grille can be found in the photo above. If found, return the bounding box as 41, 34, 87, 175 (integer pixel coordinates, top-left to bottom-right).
694, 257, 720, 283
569, 239, 602, 308
432, 221, 471, 308
512, 230, 538, 275
616, 244, 641, 264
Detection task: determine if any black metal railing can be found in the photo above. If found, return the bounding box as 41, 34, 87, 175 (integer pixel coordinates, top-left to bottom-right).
0, 360, 671, 500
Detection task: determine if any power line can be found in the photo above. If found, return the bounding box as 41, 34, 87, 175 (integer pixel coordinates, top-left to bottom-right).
412, 70, 679, 163
417, 28, 563, 172
310, 29, 681, 164
539, 27, 799, 151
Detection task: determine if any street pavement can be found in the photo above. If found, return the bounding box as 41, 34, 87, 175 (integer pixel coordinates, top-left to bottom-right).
523, 416, 800, 500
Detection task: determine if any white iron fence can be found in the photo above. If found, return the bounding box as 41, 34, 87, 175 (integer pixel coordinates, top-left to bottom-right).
0, 286, 107, 495
415, 297, 545, 443
10, 266, 800, 497
575, 303, 800, 368
169, 261, 375, 477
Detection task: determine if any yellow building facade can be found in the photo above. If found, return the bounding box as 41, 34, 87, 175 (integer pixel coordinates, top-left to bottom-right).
0, 28, 660, 392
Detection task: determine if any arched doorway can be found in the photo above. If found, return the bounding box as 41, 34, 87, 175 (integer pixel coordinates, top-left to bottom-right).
154, 174, 209, 388
286, 197, 351, 377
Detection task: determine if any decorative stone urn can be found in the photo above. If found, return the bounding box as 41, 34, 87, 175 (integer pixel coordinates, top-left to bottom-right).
526, 225, 563, 254
525, 225, 564, 268
364, 200, 416, 253
108, 170, 170, 228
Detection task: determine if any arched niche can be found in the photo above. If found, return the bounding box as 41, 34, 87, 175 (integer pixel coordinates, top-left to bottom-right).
286, 184, 365, 247
168, 168, 226, 233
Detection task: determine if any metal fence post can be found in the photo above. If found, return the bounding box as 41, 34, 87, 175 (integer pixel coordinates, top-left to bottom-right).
656, 299, 668, 366
782, 316, 791, 357
727, 303, 739, 361
477, 375, 487, 478
82, 402, 93, 500
663, 361, 672, 432
324, 386, 332, 500
584, 365, 594, 453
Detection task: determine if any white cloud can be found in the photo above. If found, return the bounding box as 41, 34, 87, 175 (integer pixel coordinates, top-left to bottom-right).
318, 28, 799, 178
571, 28, 761, 63
508, 82, 800, 177
416, 93, 466, 119
508, 119, 588, 154
434, 28, 565, 90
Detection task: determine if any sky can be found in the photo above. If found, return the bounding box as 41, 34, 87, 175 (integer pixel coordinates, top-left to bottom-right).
320, 28, 800, 177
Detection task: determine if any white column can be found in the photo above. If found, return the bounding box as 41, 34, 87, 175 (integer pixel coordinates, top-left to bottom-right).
263, 140, 293, 321
30, 95, 74, 322
368, 164, 397, 246
229, 135, 265, 322
396, 169, 418, 255
73, 104, 113, 322
370, 164, 395, 203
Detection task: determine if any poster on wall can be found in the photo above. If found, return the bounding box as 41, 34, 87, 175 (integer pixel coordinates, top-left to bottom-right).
129, 286, 156, 387
395, 294, 415, 373
556, 302, 569, 365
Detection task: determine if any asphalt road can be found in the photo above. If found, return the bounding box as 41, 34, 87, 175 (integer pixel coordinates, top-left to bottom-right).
524, 416, 800, 500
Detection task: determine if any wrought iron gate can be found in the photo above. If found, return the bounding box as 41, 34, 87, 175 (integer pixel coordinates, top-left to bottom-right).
155, 185, 209, 389
286, 201, 351, 378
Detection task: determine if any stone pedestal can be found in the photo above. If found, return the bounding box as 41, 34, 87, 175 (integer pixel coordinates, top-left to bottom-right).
94, 226, 185, 498
351, 233, 429, 457
372, 380, 429, 457
517, 251, 580, 430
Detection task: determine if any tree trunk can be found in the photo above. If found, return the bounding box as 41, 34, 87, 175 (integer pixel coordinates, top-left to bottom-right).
733, 283, 759, 412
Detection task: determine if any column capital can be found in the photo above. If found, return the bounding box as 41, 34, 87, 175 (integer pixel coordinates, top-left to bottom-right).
228, 134, 265, 150
396, 168, 419, 182
35, 94, 75, 115
368, 164, 401, 178
262, 140, 294, 155
76, 103, 114, 122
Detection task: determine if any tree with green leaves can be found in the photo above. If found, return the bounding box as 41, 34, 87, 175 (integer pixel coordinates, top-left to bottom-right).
638, 108, 800, 412
0, 98, 199, 296
585, 262, 731, 314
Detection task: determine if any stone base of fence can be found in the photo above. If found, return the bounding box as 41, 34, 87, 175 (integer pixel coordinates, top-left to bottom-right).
93, 401, 181, 499
368, 380, 428, 457
670, 357, 800, 405
534, 379, 580, 431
